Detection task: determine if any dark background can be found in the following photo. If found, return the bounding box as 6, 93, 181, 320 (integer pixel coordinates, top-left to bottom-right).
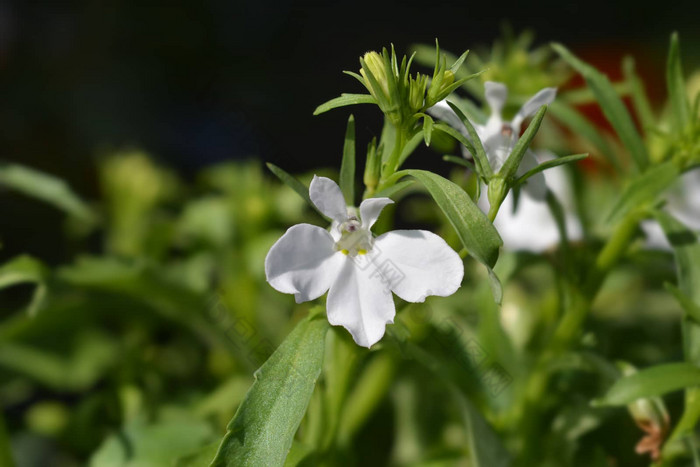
0, 0, 698, 260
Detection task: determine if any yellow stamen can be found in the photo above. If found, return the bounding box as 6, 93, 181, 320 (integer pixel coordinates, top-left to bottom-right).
341, 249, 349, 255
358, 249, 367, 255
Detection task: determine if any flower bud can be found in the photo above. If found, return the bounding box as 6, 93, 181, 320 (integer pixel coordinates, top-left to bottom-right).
360, 51, 390, 104
409, 74, 427, 113
363, 138, 381, 193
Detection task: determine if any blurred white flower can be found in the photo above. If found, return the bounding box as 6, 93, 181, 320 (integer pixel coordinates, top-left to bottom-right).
265, 176, 464, 347
429, 81, 583, 252
641, 168, 700, 249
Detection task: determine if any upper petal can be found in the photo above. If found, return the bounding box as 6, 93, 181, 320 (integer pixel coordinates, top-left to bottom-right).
373, 230, 464, 302
309, 175, 348, 222
265, 223, 343, 303
359, 197, 394, 230
511, 87, 557, 132
326, 256, 396, 348
484, 81, 508, 116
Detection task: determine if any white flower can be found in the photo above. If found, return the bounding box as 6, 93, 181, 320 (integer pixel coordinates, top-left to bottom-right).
642, 167, 700, 249
265, 176, 464, 347
429, 81, 583, 252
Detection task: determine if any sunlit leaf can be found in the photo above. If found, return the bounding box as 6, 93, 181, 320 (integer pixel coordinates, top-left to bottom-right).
210, 313, 329, 467
399, 170, 502, 268
595, 362, 700, 406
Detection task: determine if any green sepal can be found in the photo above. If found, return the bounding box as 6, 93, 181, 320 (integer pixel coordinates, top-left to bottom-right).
339, 115, 356, 204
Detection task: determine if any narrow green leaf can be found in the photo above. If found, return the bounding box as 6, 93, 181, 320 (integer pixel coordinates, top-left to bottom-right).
0, 255, 49, 316
434, 122, 477, 156
606, 160, 679, 224
458, 388, 510, 467
0, 163, 95, 224
445, 101, 493, 179
499, 106, 547, 180
423, 114, 434, 146
514, 154, 588, 187
313, 94, 377, 116
399, 169, 502, 268
339, 115, 356, 204
667, 32, 690, 130
211, 313, 329, 467
595, 362, 700, 406
265, 163, 329, 221
449, 49, 470, 74
552, 43, 649, 171
549, 101, 620, 169
622, 56, 656, 134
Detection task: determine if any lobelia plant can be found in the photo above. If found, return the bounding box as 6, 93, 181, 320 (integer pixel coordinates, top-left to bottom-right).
3, 30, 700, 467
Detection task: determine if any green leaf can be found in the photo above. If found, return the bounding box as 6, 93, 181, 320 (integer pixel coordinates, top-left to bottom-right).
667, 32, 690, 131
339, 115, 356, 204
423, 114, 434, 146
0, 255, 49, 316
622, 56, 656, 134
549, 101, 620, 169
595, 362, 700, 406
606, 160, 679, 224
399, 170, 502, 268
445, 101, 493, 179
0, 162, 96, 224
499, 106, 547, 181
513, 154, 588, 187
552, 43, 649, 171
265, 163, 330, 221
210, 313, 329, 467
313, 94, 377, 115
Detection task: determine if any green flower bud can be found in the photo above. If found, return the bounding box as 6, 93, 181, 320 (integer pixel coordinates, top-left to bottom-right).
409, 74, 428, 113
363, 138, 381, 193
360, 51, 390, 104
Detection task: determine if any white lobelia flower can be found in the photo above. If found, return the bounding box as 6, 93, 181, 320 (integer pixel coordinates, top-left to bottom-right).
265, 176, 464, 348
641, 167, 700, 249
428, 81, 583, 252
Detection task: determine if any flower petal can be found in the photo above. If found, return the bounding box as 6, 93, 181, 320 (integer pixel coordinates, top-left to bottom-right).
511, 87, 557, 132
359, 197, 394, 230
326, 256, 395, 348
373, 230, 464, 302
309, 175, 348, 222
265, 223, 343, 303
484, 81, 508, 116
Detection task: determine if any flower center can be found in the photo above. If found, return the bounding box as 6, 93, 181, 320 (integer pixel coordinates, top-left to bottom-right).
335, 218, 372, 256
